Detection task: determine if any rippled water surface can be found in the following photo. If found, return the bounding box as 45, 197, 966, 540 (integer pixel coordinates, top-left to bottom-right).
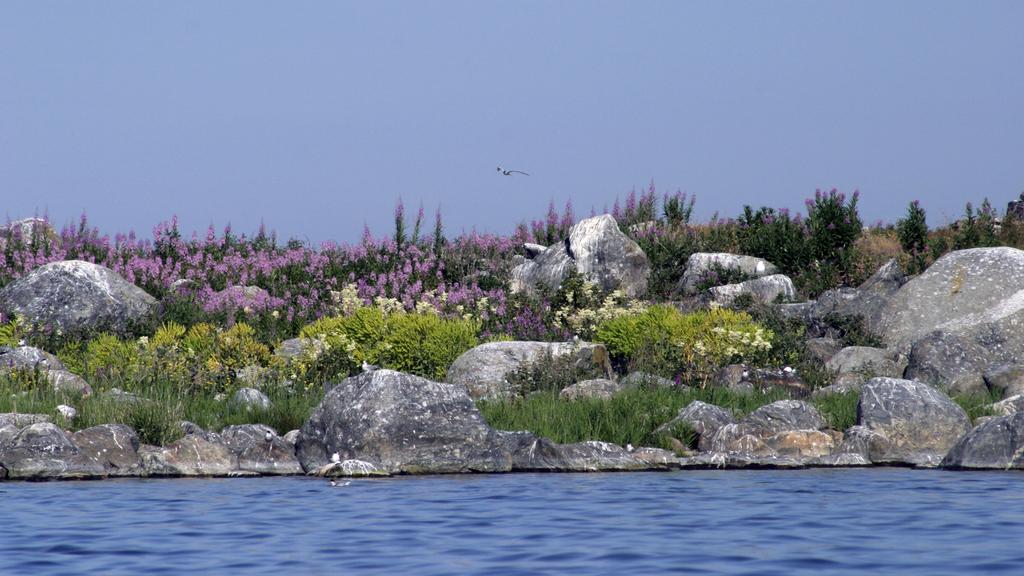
2, 469, 1023, 575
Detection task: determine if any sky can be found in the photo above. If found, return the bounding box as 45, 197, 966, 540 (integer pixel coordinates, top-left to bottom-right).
2, 1, 1023, 244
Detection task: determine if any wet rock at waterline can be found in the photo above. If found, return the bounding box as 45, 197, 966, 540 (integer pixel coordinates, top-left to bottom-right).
941, 412, 1024, 470
856, 377, 971, 467
0, 423, 105, 479
140, 434, 236, 477
220, 424, 303, 475
0, 260, 157, 336
655, 401, 734, 452
71, 424, 143, 477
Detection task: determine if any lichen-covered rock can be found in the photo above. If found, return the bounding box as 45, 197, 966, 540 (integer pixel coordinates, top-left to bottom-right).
989, 395, 1024, 416
709, 274, 796, 306
708, 400, 827, 455
230, 387, 272, 411
45, 369, 92, 396
656, 401, 734, 452
510, 214, 650, 298
825, 346, 902, 378
220, 424, 302, 475
763, 430, 835, 459
0, 413, 51, 428
0, 422, 105, 479
0, 260, 157, 335
140, 434, 235, 477
445, 340, 612, 400
559, 378, 622, 400
811, 259, 906, 335
297, 370, 662, 475
941, 412, 1024, 469
903, 332, 989, 395
0, 345, 65, 371
857, 377, 971, 467
804, 337, 841, 364
983, 364, 1024, 399
677, 253, 778, 295
71, 424, 142, 477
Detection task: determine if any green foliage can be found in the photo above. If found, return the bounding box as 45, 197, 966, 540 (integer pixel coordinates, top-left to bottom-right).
0, 317, 20, 347
693, 262, 755, 293
594, 305, 773, 383
811, 391, 859, 431
505, 350, 607, 397
954, 199, 999, 250
897, 200, 929, 274
738, 206, 809, 274
299, 305, 478, 382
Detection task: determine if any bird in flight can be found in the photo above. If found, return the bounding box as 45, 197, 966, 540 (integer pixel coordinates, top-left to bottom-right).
497, 166, 529, 176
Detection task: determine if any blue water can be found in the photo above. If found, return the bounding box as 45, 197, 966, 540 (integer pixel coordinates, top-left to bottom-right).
1, 469, 1023, 575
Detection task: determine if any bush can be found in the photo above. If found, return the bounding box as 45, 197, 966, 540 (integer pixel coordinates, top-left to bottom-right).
594, 305, 773, 384
897, 200, 929, 274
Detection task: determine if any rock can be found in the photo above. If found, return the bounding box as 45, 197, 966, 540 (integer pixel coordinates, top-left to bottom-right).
631, 447, 683, 467
297, 369, 662, 475
274, 337, 325, 362
510, 214, 650, 298
677, 253, 778, 295
559, 378, 623, 400
710, 364, 747, 389
655, 401, 735, 452
140, 434, 235, 477
678, 451, 806, 469
102, 387, 146, 404
708, 274, 796, 306
0, 260, 157, 336
522, 243, 548, 258
990, 395, 1024, 416
825, 346, 901, 378
168, 278, 194, 294
1007, 192, 1024, 222
763, 430, 835, 459
877, 247, 1024, 351
220, 424, 303, 475
856, 377, 971, 467
283, 429, 300, 444
941, 412, 1024, 470
5, 217, 57, 245
708, 400, 827, 456
45, 370, 92, 396
235, 365, 265, 388
804, 337, 841, 364
0, 345, 65, 371
903, 332, 989, 395
0, 424, 17, 447
230, 387, 272, 411
619, 371, 679, 390
71, 424, 142, 477
0, 422, 105, 479
445, 340, 613, 400
983, 364, 1024, 399
298, 369, 514, 474
55, 404, 77, 420
812, 373, 867, 398
0, 413, 51, 428
314, 458, 391, 478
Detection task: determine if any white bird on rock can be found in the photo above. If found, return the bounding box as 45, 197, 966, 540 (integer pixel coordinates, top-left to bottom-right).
362, 360, 379, 373
331, 452, 341, 464
264, 430, 273, 443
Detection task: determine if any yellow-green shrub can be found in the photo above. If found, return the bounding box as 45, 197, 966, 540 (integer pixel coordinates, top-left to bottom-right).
595, 305, 773, 384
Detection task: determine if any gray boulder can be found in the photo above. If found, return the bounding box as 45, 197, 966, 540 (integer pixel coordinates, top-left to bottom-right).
903, 332, 989, 395
655, 400, 735, 452
812, 373, 868, 398
274, 337, 326, 362
990, 395, 1024, 416
804, 337, 841, 364
445, 340, 613, 400
559, 378, 623, 400
510, 214, 650, 298
0, 345, 65, 371
877, 247, 1024, 351
0, 260, 157, 335
941, 413, 1024, 470
856, 377, 971, 467
297, 369, 661, 475
825, 346, 902, 378
708, 400, 828, 456
0, 424, 17, 447
677, 253, 778, 295
220, 424, 302, 475
983, 364, 1024, 399
0, 422, 105, 479
71, 424, 142, 477
230, 387, 272, 411
709, 274, 796, 306
45, 369, 92, 396
140, 434, 235, 477
0, 413, 51, 428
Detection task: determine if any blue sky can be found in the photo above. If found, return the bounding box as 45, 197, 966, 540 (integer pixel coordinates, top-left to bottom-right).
2, 1, 1022, 243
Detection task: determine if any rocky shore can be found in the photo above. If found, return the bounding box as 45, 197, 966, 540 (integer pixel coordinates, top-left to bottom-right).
4, 216, 1024, 480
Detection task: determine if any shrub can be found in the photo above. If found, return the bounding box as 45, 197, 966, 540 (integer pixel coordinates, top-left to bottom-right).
737, 206, 809, 274
954, 199, 999, 250
897, 200, 929, 274
505, 350, 606, 397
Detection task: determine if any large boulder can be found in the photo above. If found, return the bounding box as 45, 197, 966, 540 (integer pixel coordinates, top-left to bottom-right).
71, 424, 142, 477
877, 247, 1024, 351
296, 369, 661, 475
0, 422, 105, 479
856, 377, 971, 467
825, 346, 902, 378
559, 378, 624, 400
707, 400, 829, 459
0, 260, 157, 335
510, 214, 650, 298
220, 424, 303, 475
0, 345, 65, 371
903, 332, 989, 395
445, 340, 612, 400
813, 259, 906, 335
676, 253, 778, 295
708, 274, 796, 306
984, 364, 1024, 399
941, 413, 1024, 469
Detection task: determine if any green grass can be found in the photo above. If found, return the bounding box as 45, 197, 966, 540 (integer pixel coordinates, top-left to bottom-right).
0, 371, 321, 446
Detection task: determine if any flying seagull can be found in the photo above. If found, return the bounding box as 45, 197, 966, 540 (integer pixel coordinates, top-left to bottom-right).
497, 166, 529, 176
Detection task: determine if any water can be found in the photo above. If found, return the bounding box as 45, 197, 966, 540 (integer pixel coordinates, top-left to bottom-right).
1, 469, 1022, 575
